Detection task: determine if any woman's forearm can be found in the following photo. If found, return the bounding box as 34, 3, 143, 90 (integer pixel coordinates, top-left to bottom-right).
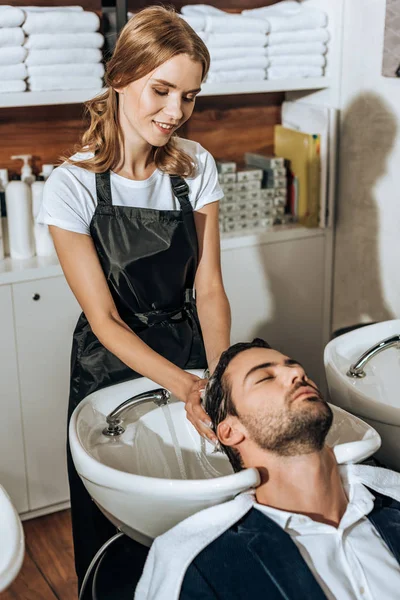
196, 287, 231, 374
93, 313, 198, 401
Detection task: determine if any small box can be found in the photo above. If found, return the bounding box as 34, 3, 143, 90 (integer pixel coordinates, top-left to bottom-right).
272, 206, 285, 217
218, 172, 237, 184
216, 160, 237, 174
260, 189, 275, 200
265, 177, 287, 190
274, 188, 287, 199
237, 190, 262, 203
220, 192, 236, 204
236, 167, 263, 182
236, 179, 262, 192
273, 197, 286, 207
221, 182, 238, 194
244, 152, 286, 170
221, 201, 239, 214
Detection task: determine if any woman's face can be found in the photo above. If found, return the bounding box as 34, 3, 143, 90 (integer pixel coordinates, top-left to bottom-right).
117, 54, 203, 148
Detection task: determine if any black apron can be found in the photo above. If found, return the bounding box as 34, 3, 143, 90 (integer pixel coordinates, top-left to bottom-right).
67, 171, 207, 589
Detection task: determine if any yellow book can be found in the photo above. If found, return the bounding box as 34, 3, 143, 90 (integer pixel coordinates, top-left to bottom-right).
274, 125, 320, 227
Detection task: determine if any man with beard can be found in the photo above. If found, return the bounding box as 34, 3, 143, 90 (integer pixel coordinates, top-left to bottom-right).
136, 338, 400, 600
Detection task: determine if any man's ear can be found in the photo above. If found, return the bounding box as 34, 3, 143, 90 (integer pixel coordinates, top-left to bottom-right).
217, 416, 245, 448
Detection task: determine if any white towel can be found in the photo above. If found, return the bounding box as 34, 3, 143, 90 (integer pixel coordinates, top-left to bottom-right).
0, 27, 24, 47
206, 69, 265, 83
269, 28, 330, 45
24, 32, 104, 50
269, 54, 326, 67
0, 46, 27, 66
0, 79, 26, 93
0, 62, 27, 81
180, 15, 205, 32
23, 10, 100, 35
267, 65, 324, 79
0, 6, 25, 28
243, 6, 328, 32
26, 48, 102, 66
210, 46, 267, 60
267, 42, 327, 56
199, 31, 268, 48
135, 465, 400, 600
210, 56, 269, 72
181, 4, 226, 16
23, 6, 84, 11
27, 76, 103, 92
244, 1, 322, 18
203, 15, 269, 34
27, 62, 105, 78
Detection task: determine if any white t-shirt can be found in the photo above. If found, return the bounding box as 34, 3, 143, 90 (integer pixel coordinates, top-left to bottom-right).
38, 138, 224, 236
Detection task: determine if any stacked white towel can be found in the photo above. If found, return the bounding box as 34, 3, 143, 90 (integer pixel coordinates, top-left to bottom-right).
242, 1, 329, 80
181, 5, 269, 84
22, 6, 104, 92
0, 5, 27, 93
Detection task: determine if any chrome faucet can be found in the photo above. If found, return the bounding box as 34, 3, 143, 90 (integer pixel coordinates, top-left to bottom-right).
102, 388, 170, 436
347, 334, 400, 378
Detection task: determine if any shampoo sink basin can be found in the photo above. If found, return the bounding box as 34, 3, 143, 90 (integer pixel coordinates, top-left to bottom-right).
324, 319, 400, 471
70, 370, 381, 545
0, 485, 24, 592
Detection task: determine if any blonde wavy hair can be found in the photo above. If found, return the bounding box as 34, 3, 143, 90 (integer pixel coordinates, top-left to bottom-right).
65, 6, 210, 177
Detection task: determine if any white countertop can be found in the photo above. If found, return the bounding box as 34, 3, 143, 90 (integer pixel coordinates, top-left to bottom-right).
0, 225, 327, 286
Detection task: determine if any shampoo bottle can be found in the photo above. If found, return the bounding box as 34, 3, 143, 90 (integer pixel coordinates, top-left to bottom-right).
6, 156, 35, 260
0, 168, 8, 260
32, 170, 56, 257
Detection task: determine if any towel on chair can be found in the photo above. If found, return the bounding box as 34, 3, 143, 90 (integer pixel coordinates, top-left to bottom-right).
267, 65, 324, 79
0, 45, 27, 65
0, 62, 27, 81
269, 54, 326, 67
27, 75, 103, 91
135, 465, 400, 600
0, 27, 24, 47
0, 6, 25, 28
23, 10, 100, 34
24, 31, 104, 49
210, 56, 269, 72
267, 42, 327, 56
27, 62, 105, 78
0, 79, 26, 93
199, 31, 268, 48
210, 46, 267, 60
25, 48, 102, 66
206, 69, 265, 83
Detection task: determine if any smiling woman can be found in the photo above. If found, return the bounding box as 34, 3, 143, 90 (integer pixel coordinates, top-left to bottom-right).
35, 5, 231, 595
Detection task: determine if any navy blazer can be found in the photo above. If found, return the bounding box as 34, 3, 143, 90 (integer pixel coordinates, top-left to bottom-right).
180, 491, 400, 599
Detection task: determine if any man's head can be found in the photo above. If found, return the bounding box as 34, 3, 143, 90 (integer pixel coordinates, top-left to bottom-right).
205, 339, 333, 472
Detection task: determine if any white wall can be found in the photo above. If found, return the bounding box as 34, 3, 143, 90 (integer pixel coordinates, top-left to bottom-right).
333, 0, 400, 331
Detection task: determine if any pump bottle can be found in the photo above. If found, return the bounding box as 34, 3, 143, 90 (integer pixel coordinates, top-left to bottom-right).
6, 155, 35, 259
32, 163, 56, 257
0, 168, 8, 259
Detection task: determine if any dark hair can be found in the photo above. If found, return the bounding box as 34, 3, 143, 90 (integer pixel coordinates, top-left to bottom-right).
204, 338, 271, 472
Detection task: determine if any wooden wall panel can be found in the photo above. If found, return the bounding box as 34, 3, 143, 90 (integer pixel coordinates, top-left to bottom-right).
0, 0, 101, 9
0, 105, 88, 177
184, 93, 283, 163
130, 0, 281, 13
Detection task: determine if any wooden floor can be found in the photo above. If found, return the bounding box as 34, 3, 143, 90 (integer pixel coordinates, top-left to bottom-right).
3, 510, 78, 600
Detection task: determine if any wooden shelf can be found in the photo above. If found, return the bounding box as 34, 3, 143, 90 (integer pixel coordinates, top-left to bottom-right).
0, 226, 328, 285
0, 77, 330, 108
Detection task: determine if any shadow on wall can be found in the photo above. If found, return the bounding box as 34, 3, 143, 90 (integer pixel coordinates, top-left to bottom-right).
333, 92, 397, 331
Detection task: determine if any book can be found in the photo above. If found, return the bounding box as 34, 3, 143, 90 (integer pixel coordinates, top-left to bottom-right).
274, 125, 320, 227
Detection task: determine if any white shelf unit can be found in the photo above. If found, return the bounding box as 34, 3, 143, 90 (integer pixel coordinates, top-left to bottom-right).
0, 78, 330, 108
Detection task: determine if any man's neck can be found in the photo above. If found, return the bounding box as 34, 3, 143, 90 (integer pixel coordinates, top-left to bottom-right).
254, 446, 348, 527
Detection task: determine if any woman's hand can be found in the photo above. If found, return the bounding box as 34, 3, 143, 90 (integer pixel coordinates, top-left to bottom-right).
184, 378, 218, 445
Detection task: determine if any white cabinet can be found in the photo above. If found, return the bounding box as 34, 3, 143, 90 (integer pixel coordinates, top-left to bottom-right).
222, 233, 327, 387
0, 285, 28, 513
12, 276, 81, 512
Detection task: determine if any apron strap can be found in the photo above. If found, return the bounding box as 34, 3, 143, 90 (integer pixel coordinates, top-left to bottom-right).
95, 171, 112, 206
169, 175, 199, 263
